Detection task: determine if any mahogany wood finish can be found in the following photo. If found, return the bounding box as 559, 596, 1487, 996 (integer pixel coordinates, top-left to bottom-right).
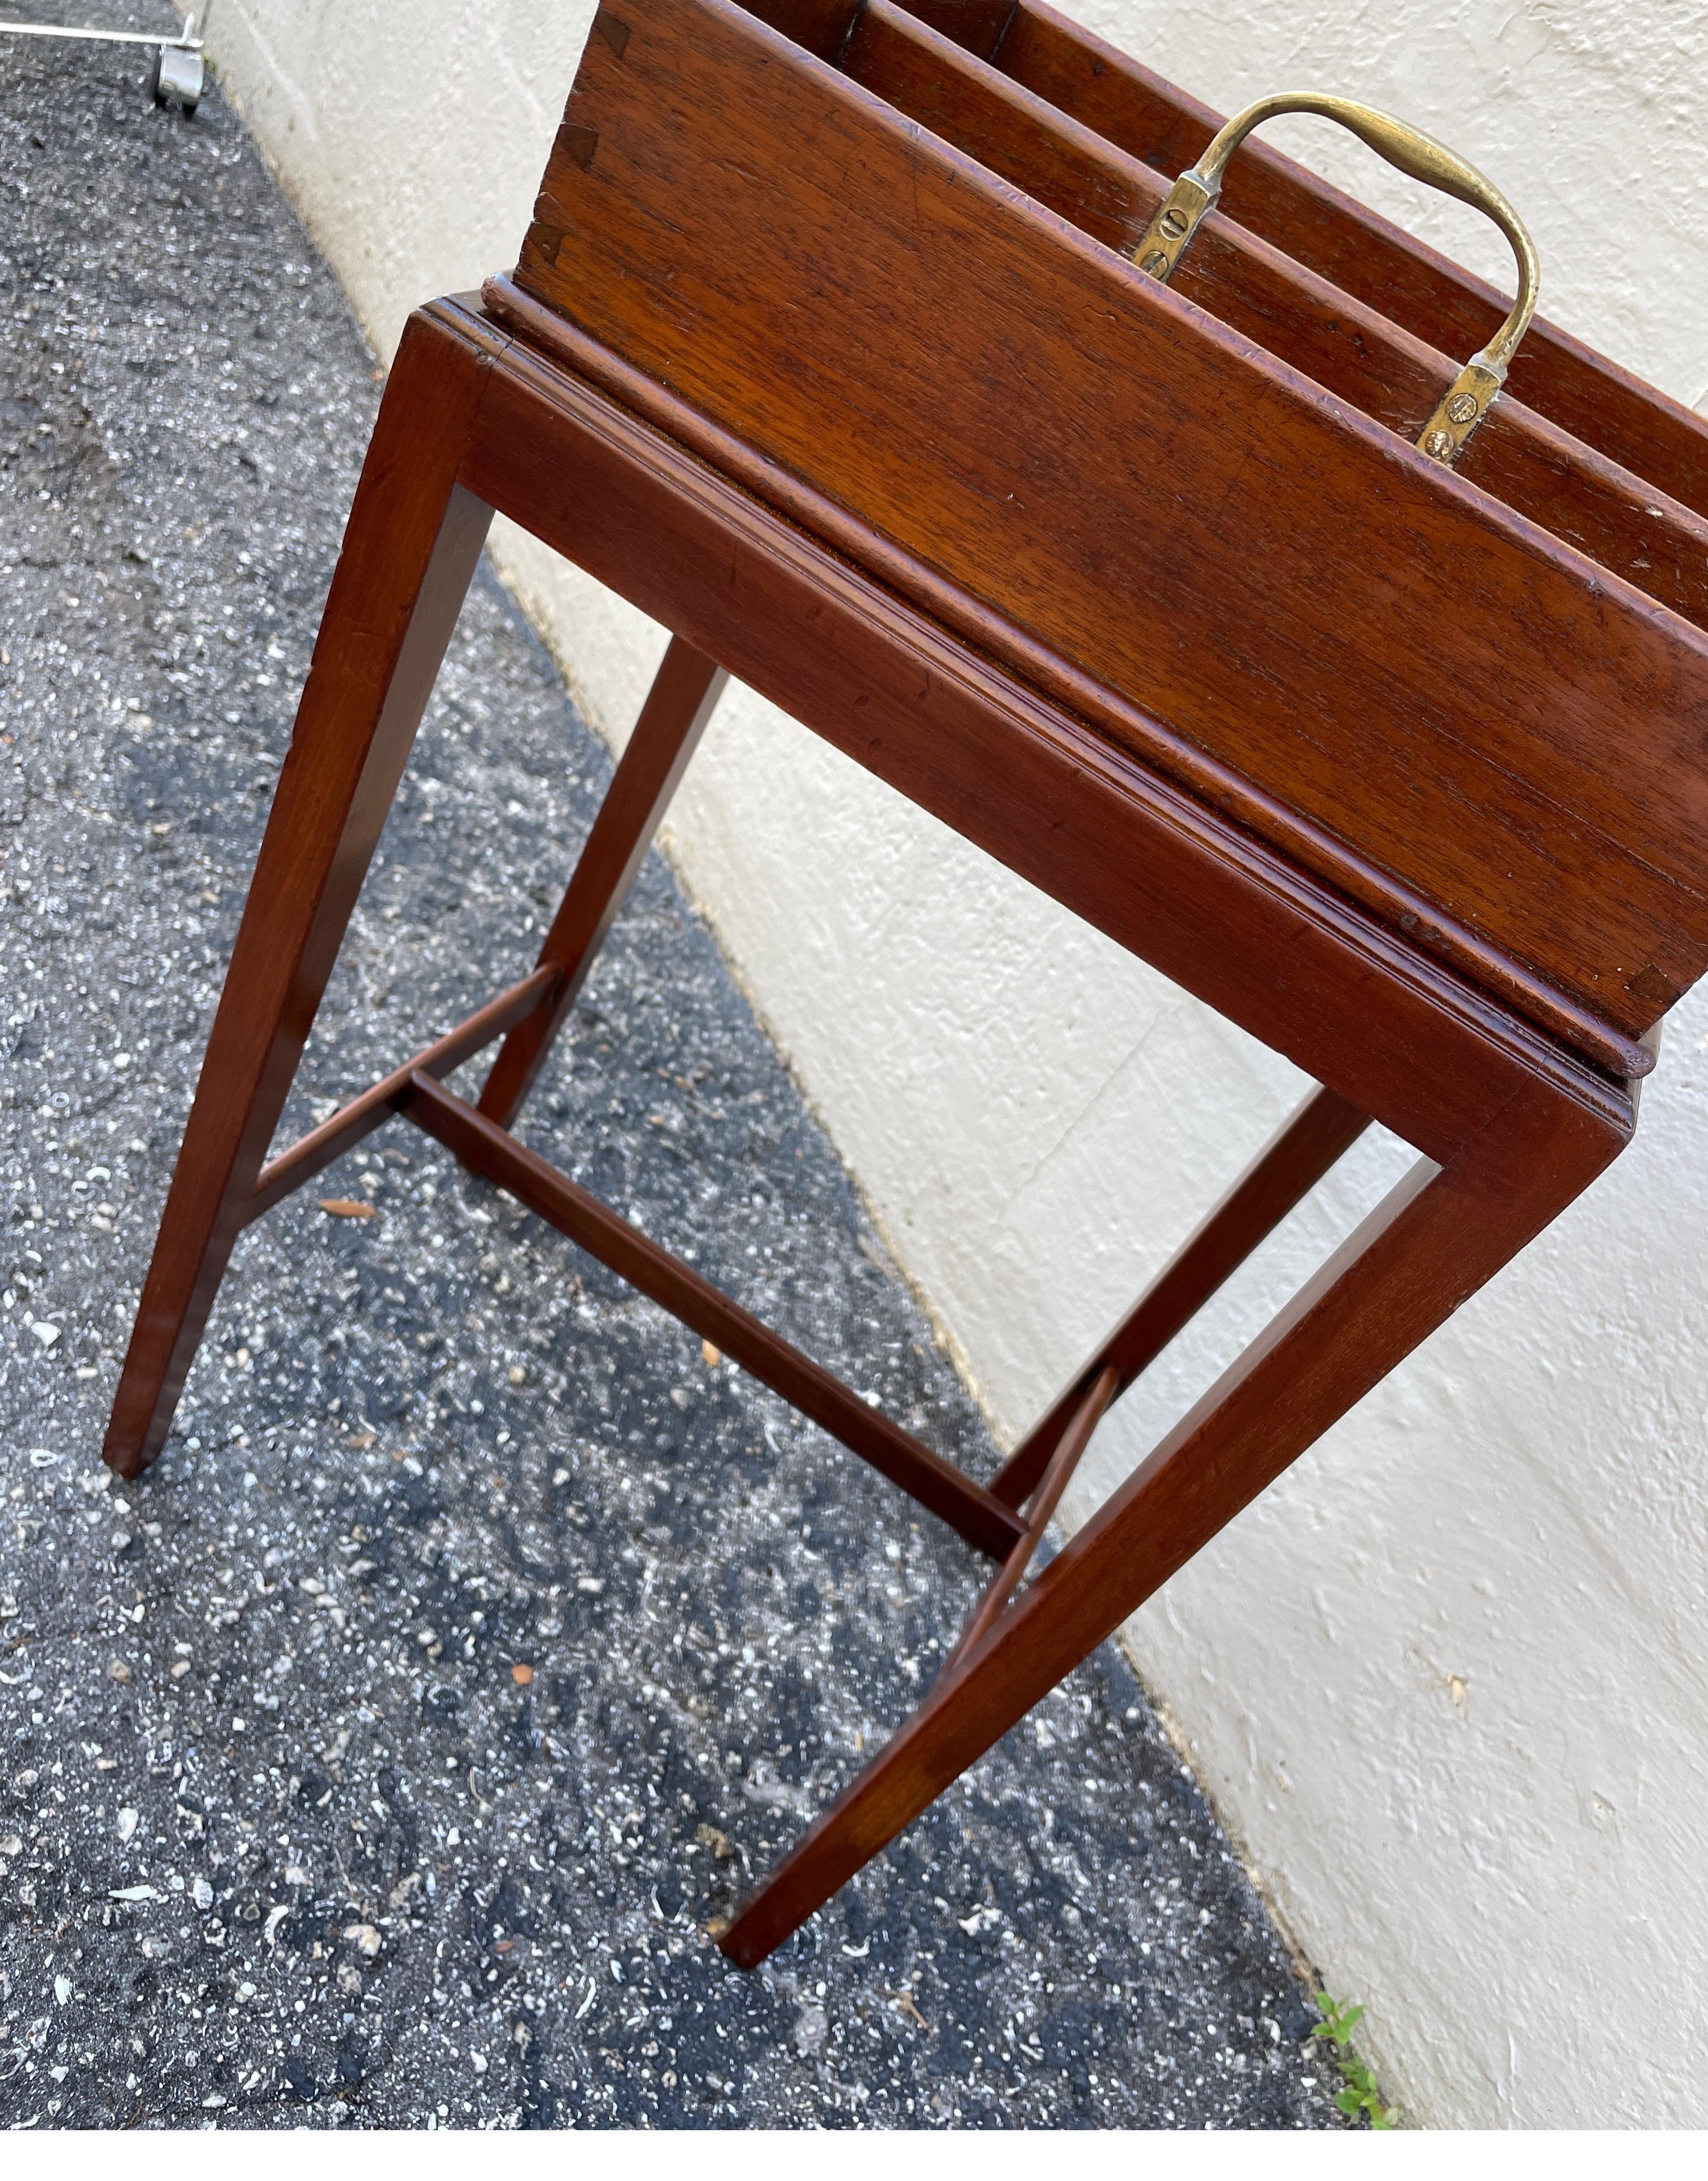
480, 635, 727, 1127
109, 0, 1693, 1968
247, 965, 560, 1222
402, 1070, 1025, 1560
944, 1363, 1118, 1673
977, 0, 1708, 522
482, 272, 1650, 1088
456, 305, 1622, 1143
104, 330, 496, 1481
829, 2, 1708, 641
516, 0, 1708, 1045
991, 1085, 1371, 1509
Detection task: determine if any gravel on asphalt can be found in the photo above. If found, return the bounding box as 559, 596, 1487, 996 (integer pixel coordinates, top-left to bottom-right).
0, 5, 1348, 2130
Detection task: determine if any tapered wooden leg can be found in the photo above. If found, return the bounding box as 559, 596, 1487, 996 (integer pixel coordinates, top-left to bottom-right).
719, 1081, 1626, 1964
478, 635, 727, 1127
104, 315, 496, 1479
991, 1085, 1371, 1507
940, 1362, 1118, 1674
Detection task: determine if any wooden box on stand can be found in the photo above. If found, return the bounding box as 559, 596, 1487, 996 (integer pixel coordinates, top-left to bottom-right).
109, 0, 1708, 1964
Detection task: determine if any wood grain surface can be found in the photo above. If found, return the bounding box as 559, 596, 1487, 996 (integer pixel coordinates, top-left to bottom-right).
452, 297, 1639, 1116
912, 0, 1708, 523
516, 0, 1708, 1041
486, 271, 1651, 1082
832, 1, 1708, 642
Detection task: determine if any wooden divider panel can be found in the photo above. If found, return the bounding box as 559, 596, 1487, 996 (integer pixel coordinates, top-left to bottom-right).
745, 0, 1708, 524
516, 0, 1708, 1038
831, 1, 1708, 642
981, 0, 1708, 520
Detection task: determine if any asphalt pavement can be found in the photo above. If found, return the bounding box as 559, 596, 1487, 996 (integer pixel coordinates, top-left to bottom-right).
0, 7, 1347, 2130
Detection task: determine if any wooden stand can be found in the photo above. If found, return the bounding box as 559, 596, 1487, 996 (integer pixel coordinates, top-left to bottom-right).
107, 0, 1708, 1967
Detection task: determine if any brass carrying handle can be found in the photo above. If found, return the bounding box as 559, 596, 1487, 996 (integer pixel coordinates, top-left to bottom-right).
1132, 92, 1540, 466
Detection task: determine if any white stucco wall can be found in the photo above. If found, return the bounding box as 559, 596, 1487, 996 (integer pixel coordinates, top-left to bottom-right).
201, 0, 1708, 2126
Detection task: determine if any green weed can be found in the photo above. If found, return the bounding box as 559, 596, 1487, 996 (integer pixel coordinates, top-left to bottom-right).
1312, 1991, 1397, 2130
